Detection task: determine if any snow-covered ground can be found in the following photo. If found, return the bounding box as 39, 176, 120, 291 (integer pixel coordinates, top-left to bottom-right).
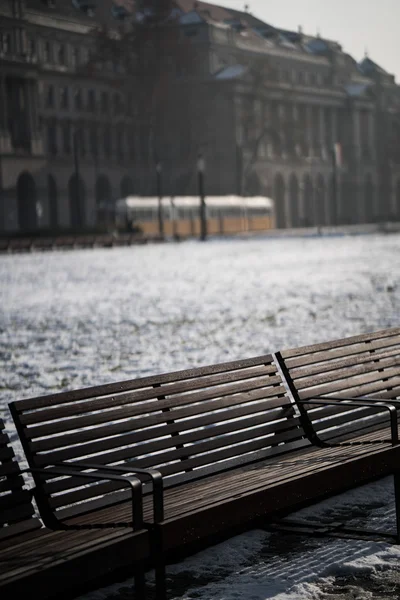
1, 232, 400, 598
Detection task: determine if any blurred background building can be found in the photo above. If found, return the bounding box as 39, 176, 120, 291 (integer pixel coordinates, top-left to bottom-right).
1, 0, 400, 233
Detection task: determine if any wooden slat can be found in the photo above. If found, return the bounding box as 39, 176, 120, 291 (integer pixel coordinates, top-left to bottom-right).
0, 474, 26, 494
25, 379, 285, 438
294, 355, 400, 390
298, 372, 400, 400
281, 328, 400, 360
18, 366, 278, 427
284, 335, 400, 369
31, 390, 290, 453
289, 346, 400, 381
27, 382, 285, 447
12, 354, 274, 411
38, 402, 297, 471
0, 418, 41, 540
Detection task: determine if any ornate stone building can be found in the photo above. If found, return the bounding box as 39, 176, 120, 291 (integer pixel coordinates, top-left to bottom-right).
1, 0, 400, 233
0, 0, 136, 233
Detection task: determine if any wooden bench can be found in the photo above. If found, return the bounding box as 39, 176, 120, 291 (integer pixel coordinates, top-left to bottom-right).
0, 418, 42, 545
275, 327, 400, 446
7, 343, 400, 598
0, 416, 151, 599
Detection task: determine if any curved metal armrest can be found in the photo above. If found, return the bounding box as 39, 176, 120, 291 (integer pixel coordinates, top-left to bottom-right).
57, 461, 164, 523
23, 466, 143, 531
301, 397, 399, 446
321, 395, 400, 409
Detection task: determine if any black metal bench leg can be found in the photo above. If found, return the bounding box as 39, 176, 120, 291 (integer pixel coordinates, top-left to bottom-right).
134, 569, 146, 599
394, 471, 400, 544
152, 525, 167, 600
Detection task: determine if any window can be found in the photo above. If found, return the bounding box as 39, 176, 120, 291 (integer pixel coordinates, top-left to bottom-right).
88, 89, 96, 112
113, 93, 121, 115
89, 125, 98, 157
101, 91, 109, 114
125, 93, 132, 116
28, 37, 36, 57
104, 127, 112, 157
71, 46, 80, 68
74, 88, 82, 110
62, 121, 71, 154
81, 47, 88, 65
47, 85, 55, 108
47, 121, 57, 155
1, 32, 11, 54
58, 44, 65, 65
60, 86, 69, 110
79, 126, 86, 157
44, 40, 51, 62
117, 128, 124, 159
128, 128, 135, 158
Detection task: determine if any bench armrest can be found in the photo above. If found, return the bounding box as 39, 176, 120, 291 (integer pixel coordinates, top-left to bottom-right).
23, 466, 144, 531
299, 397, 398, 446
57, 461, 164, 523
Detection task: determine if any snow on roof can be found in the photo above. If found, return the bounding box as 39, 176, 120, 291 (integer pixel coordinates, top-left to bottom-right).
215, 64, 247, 80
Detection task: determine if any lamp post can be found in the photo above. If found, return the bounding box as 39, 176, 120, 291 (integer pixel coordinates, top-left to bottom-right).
156, 161, 164, 238
198, 153, 207, 241
331, 148, 338, 226
73, 128, 81, 227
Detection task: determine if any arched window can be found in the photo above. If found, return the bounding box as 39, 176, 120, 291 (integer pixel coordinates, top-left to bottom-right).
68, 174, 86, 228
17, 172, 37, 231
289, 174, 299, 228
274, 174, 286, 228
48, 175, 58, 228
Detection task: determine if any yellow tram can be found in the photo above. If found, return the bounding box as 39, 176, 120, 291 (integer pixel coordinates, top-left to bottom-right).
115, 196, 275, 237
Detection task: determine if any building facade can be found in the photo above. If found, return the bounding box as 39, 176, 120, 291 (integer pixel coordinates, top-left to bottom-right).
1, 0, 400, 233
0, 0, 137, 233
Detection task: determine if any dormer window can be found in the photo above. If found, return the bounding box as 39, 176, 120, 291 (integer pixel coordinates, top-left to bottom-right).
112, 5, 129, 20
71, 0, 96, 16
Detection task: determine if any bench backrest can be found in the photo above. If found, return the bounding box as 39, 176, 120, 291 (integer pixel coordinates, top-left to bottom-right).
10, 354, 307, 522
277, 327, 400, 443
0, 418, 41, 544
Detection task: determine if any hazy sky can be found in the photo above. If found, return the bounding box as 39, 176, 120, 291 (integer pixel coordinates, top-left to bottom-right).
214, 0, 400, 82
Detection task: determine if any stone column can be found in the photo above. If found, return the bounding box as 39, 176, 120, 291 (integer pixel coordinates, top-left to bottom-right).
353, 107, 361, 163
306, 105, 313, 158
0, 76, 11, 153
368, 110, 375, 161
319, 106, 327, 160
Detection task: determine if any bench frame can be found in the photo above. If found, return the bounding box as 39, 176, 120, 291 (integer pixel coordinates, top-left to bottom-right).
6, 329, 400, 599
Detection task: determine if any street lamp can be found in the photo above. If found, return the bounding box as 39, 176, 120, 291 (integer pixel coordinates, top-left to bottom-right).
156, 161, 164, 238
73, 128, 81, 227
197, 153, 207, 241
